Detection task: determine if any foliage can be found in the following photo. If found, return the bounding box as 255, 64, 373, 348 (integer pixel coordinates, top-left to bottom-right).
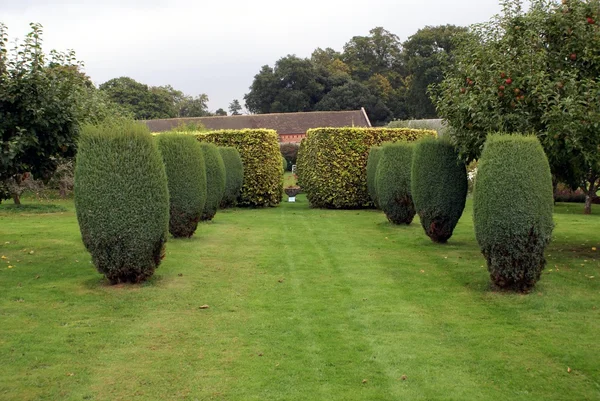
215, 108, 227, 116
387, 118, 448, 136
0, 23, 86, 201
229, 99, 243, 115
99, 77, 211, 120
402, 25, 468, 118
315, 81, 392, 124
219, 147, 244, 208
280, 142, 300, 171
433, 0, 600, 214
74, 120, 169, 284
243, 25, 467, 125
157, 133, 207, 237
197, 129, 283, 207
376, 142, 416, 224
198, 142, 225, 221
244, 56, 325, 114
473, 134, 554, 291
366, 146, 382, 208
411, 137, 467, 242
297, 127, 435, 208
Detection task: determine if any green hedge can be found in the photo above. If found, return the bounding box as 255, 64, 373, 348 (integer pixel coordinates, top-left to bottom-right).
199, 142, 226, 221
473, 134, 554, 291
197, 129, 282, 207
74, 121, 169, 284
366, 146, 382, 208
157, 133, 207, 237
297, 127, 436, 208
376, 142, 416, 224
411, 137, 467, 243
219, 147, 244, 208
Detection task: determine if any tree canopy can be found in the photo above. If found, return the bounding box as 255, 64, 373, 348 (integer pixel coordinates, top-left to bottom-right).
433, 0, 600, 214
244, 25, 465, 125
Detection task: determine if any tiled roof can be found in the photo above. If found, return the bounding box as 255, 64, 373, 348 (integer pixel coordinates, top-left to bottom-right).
142, 109, 371, 134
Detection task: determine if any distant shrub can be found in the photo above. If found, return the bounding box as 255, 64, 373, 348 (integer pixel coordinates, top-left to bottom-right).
199, 142, 226, 221
376, 142, 416, 224
387, 119, 448, 136
157, 133, 207, 237
198, 129, 282, 207
473, 134, 554, 291
366, 146, 382, 208
219, 147, 244, 208
553, 184, 599, 204
297, 127, 435, 209
74, 121, 169, 284
411, 137, 467, 243
280, 142, 300, 171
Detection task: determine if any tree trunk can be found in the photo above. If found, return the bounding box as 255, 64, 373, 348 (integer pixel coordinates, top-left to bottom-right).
583, 172, 598, 215
12, 193, 21, 205
584, 195, 592, 215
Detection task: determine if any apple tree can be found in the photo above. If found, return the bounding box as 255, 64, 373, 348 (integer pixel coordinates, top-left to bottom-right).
433, 0, 600, 214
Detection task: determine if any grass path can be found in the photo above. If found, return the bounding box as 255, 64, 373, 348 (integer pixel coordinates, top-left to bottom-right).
0, 197, 599, 400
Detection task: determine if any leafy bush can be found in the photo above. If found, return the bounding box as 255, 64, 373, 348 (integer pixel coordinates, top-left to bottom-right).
74, 121, 169, 284
553, 184, 599, 204
199, 142, 226, 221
376, 142, 416, 224
473, 134, 554, 291
297, 127, 435, 209
411, 137, 467, 242
366, 146, 382, 208
387, 119, 448, 136
280, 142, 300, 171
219, 147, 244, 208
157, 133, 207, 237
197, 129, 282, 207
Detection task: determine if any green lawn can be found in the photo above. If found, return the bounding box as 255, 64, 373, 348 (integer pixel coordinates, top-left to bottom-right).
0, 197, 599, 400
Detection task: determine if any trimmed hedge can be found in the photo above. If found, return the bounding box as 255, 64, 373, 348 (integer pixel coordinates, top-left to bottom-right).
376, 142, 416, 224
157, 133, 207, 237
366, 146, 382, 208
219, 147, 244, 208
74, 121, 169, 284
411, 137, 468, 243
473, 134, 554, 291
199, 142, 226, 221
197, 129, 282, 207
297, 127, 436, 208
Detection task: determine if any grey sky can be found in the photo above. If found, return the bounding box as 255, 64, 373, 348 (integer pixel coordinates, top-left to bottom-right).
2, 0, 503, 112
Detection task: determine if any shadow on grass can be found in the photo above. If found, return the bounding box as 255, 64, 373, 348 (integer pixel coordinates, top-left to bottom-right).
82, 273, 168, 290
0, 203, 68, 214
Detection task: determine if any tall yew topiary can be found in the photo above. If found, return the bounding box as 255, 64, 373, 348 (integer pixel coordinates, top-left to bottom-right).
411, 137, 468, 243
473, 134, 554, 291
219, 147, 244, 208
376, 142, 416, 224
199, 142, 226, 221
157, 133, 207, 238
74, 121, 169, 284
366, 146, 382, 208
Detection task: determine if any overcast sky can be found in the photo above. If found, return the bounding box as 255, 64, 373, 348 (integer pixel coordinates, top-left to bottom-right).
2, 0, 504, 112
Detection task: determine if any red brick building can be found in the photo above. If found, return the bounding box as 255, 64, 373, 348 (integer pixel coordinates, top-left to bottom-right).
143, 109, 372, 143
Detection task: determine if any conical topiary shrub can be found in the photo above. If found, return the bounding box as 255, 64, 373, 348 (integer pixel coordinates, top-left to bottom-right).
473, 134, 554, 291
218, 147, 244, 208
157, 133, 207, 238
411, 137, 468, 243
74, 120, 169, 284
199, 142, 226, 221
375, 142, 416, 224
366, 146, 382, 208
